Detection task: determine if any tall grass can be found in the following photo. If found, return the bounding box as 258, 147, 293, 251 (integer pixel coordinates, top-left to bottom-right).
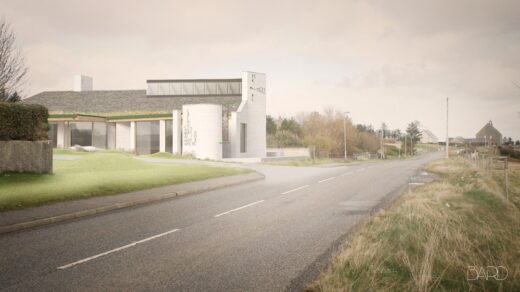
309, 158, 520, 291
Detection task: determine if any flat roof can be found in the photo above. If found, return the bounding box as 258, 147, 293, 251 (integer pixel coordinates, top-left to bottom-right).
147, 78, 242, 83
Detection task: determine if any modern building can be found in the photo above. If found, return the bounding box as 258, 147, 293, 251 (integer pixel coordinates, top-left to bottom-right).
475, 120, 502, 146
24, 71, 267, 160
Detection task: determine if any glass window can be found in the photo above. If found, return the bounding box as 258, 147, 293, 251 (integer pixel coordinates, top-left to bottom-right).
70, 122, 92, 146
147, 83, 159, 95
48, 123, 58, 148
205, 82, 217, 95
107, 123, 116, 149
193, 82, 204, 95
217, 82, 228, 95
182, 82, 193, 95
136, 121, 160, 155
165, 120, 173, 153
240, 123, 247, 153
158, 83, 169, 95
170, 82, 182, 95
229, 82, 241, 94
92, 122, 107, 149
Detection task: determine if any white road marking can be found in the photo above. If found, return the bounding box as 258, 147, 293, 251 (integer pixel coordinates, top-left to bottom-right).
57, 228, 180, 270
281, 185, 309, 195
318, 177, 336, 183
341, 171, 353, 176
214, 200, 265, 218
408, 182, 425, 185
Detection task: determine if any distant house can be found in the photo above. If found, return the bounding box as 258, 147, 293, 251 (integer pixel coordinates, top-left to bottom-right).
476, 121, 502, 145
449, 136, 466, 145
420, 129, 438, 143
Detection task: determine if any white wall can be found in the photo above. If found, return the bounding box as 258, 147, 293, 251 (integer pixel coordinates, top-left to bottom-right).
115, 122, 132, 151
182, 104, 222, 160
56, 122, 70, 148
229, 71, 266, 158
172, 110, 182, 154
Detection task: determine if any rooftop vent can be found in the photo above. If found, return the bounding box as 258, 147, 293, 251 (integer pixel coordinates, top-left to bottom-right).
74, 75, 93, 92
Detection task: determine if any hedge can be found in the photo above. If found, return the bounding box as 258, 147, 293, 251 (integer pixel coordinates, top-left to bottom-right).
499, 146, 520, 159
0, 102, 49, 141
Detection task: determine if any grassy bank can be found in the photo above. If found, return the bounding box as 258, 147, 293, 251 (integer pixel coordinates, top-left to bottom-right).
309, 157, 520, 291
0, 152, 249, 211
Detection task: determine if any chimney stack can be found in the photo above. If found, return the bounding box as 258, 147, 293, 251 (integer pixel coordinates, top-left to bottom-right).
74, 75, 93, 92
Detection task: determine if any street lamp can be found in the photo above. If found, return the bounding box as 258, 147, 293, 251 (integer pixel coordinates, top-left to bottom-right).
343, 111, 350, 161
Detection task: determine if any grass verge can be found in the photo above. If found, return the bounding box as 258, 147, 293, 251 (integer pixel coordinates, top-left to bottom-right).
0, 152, 250, 211
308, 157, 520, 291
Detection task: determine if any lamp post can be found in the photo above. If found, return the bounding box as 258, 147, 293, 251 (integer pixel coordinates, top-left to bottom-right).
343, 111, 349, 161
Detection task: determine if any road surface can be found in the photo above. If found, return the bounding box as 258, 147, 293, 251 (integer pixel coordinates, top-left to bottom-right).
0, 152, 442, 291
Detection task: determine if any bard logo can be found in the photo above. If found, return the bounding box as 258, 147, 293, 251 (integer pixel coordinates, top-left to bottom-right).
467, 266, 508, 281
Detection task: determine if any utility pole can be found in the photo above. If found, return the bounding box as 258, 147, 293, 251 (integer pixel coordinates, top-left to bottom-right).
411, 136, 413, 156
343, 112, 349, 161
380, 124, 384, 159
445, 97, 449, 159
404, 135, 407, 156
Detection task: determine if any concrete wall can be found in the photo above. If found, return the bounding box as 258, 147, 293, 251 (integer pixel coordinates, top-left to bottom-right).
182, 104, 222, 160
0, 141, 53, 174
172, 110, 182, 154
266, 147, 311, 158
229, 71, 266, 158
57, 122, 70, 148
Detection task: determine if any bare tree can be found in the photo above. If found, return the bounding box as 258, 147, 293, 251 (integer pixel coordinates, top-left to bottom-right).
0, 19, 27, 101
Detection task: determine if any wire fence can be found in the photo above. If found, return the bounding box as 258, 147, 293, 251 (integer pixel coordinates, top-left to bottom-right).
462, 150, 510, 201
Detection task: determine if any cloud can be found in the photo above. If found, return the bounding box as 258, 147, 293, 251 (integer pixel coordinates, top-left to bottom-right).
1, 0, 519, 139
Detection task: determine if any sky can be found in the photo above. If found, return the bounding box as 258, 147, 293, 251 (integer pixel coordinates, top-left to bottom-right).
2, 0, 519, 140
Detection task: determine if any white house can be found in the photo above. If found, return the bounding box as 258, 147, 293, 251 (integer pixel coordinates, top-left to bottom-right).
24, 71, 267, 160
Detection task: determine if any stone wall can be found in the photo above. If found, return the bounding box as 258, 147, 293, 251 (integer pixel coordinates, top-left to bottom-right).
0, 140, 53, 174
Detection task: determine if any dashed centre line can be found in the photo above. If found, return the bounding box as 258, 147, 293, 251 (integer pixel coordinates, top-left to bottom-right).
318, 177, 336, 183
341, 171, 353, 176
57, 228, 180, 270
214, 200, 265, 218
281, 185, 309, 195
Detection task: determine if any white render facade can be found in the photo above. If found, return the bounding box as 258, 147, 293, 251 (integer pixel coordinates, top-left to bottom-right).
26, 71, 267, 160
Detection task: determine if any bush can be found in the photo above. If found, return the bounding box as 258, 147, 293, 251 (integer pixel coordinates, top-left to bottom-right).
267, 130, 304, 147
499, 146, 520, 159
0, 102, 49, 141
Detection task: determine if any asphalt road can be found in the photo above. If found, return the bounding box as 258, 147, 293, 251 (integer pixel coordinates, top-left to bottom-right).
0, 152, 442, 291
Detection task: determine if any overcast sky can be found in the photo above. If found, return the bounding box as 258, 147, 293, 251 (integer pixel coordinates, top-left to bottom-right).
2, 0, 519, 139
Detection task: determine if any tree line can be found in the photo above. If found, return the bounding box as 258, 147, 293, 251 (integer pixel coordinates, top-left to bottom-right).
267, 108, 423, 158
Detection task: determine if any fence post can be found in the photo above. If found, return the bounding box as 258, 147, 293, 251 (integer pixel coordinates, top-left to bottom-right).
504, 157, 509, 201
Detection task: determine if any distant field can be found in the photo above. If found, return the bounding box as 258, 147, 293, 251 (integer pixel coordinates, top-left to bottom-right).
309, 157, 520, 291
0, 152, 249, 211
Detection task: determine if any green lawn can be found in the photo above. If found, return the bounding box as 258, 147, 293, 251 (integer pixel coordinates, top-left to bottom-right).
0, 152, 250, 211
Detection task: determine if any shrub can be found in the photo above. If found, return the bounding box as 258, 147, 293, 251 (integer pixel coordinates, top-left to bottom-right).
499, 146, 520, 159
0, 102, 49, 141
267, 130, 304, 147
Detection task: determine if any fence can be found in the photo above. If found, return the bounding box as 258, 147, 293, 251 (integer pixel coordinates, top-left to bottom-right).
462, 150, 510, 200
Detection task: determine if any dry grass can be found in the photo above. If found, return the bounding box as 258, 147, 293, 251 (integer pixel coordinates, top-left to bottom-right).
308, 157, 520, 291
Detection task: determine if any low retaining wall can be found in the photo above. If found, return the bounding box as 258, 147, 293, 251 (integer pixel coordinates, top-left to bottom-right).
266, 147, 311, 158
0, 140, 53, 174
